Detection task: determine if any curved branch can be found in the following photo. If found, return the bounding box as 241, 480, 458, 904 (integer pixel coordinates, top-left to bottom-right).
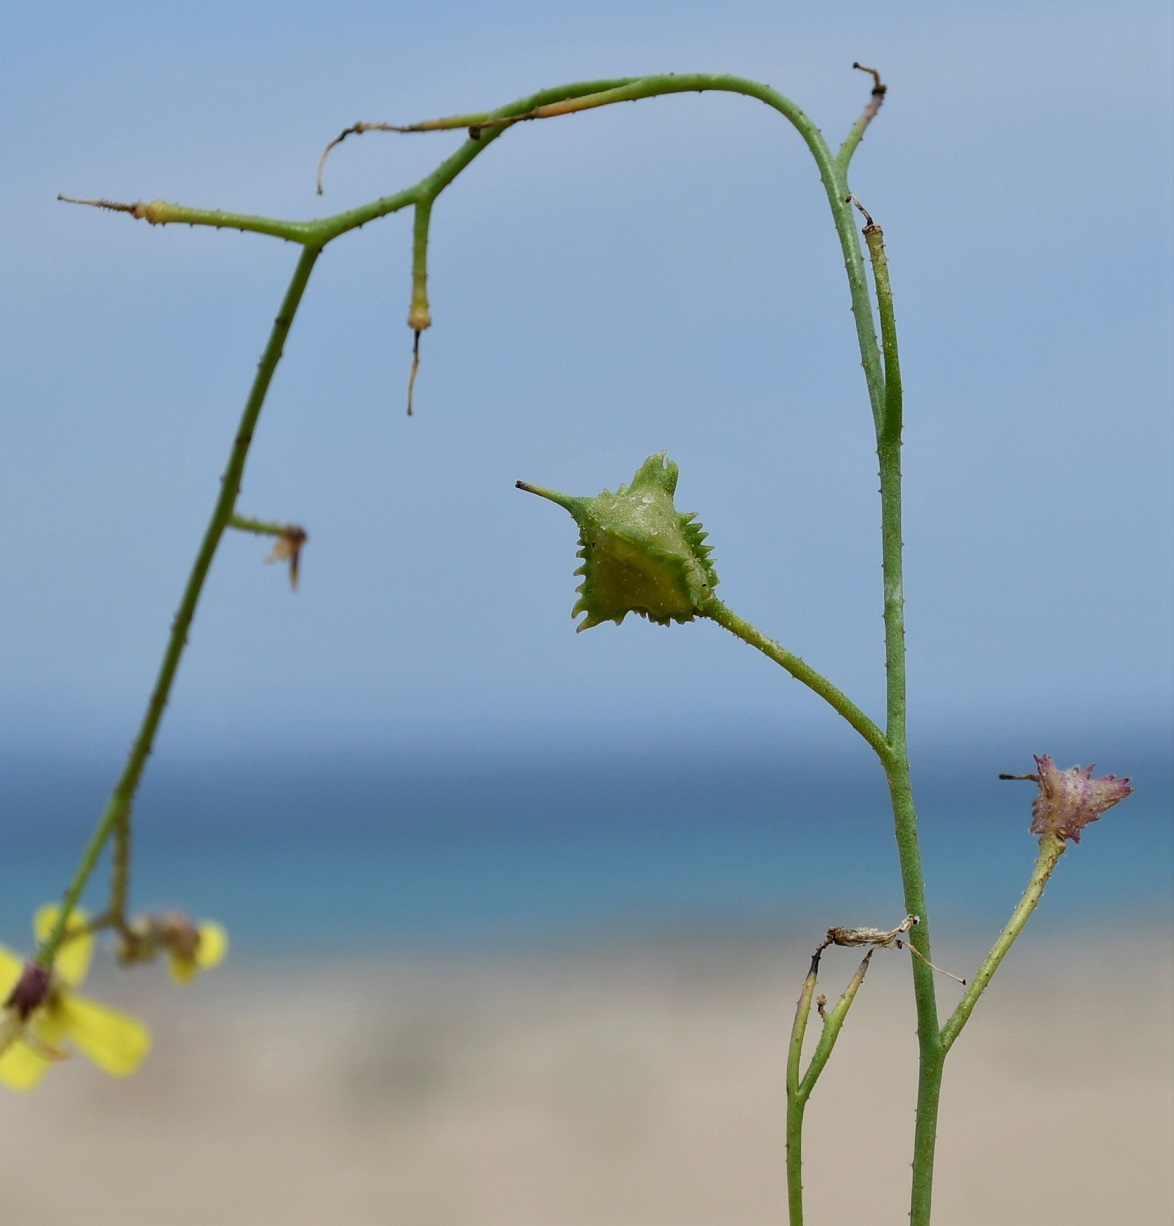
66, 73, 888, 435
701, 595, 892, 768
314, 73, 885, 429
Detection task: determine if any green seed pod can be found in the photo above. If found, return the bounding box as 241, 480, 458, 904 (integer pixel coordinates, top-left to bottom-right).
517, 453, 719, 632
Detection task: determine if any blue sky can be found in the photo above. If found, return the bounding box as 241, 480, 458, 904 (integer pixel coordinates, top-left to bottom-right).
2, 1, 1171, 768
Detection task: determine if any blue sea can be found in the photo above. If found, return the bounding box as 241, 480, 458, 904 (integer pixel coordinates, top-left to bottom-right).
1, 733, 1169, 959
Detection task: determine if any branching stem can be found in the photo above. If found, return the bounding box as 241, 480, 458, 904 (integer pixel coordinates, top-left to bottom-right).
34, 245, 322, 966
47, 65, 963, 1226
786, 946, 876, 1225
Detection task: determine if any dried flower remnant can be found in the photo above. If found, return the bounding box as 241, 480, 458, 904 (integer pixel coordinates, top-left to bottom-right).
819, 914, 965, 982
517, 453, 718, 632
118, 912, 229, 984
160, 914, 228, 984
1027, 754, 1133, 843
821, 915, 919, 951
266, 525, 308, 589
0, 907, 151, 1091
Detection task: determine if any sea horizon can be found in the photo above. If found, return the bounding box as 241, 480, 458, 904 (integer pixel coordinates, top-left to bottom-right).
2, 728, 1169, 957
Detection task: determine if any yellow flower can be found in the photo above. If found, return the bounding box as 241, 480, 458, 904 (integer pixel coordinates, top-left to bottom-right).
158, 913, 229, 984
0, 907, 151, 1092
119, 912, 229, 983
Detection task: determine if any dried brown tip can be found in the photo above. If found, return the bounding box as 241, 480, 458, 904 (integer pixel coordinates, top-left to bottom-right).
406, 330, 422, 417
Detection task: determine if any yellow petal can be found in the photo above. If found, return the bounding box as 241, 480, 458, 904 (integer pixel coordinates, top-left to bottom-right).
0, 946, 25, 995
34, 906, 92, 986
57, 992, 151, 1077
167, 955, 197, 985
0, 1039, 57, 1092
196, 922, 229, 970
31, 998, 70, 1048
167, 921, 228, 983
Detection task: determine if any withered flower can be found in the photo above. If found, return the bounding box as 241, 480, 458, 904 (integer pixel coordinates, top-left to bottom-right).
118, 912, 229, 984
1029, 754, 1133, 843
266, 526, 308, 589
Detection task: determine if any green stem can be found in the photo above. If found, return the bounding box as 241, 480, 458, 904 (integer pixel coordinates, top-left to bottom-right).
701, 595, 890, 766
61, 82, 637, 249
396, 73, 886, 432
864, 225, 902, 446
798, 951, 874, 1101
786, 947, 876, 1224
845, 198, 942, 1222
785, 953, 820, 1226
56, 194, 319, 243
35, 245, 322, 967
67, 75, 887, 436
52, 69, 916, 1214
889, 755, 942, 1226
228, 514, 292, 538
46, 71, 890, 967
110, 803, 131, 924
940, 835, 1066, 1054
408, 199, 434, 331
879, 451, 944, 1223
871, 245, 940, 1222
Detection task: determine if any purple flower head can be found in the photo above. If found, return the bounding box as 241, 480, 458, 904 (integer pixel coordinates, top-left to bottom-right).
1029, 754, 1133, 843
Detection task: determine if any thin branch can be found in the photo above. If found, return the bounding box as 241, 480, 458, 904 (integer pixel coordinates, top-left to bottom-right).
34, 246, 323, 968
59, 193, 317, 243
846, 193, 874, 227
315, 77, 636, 195
786, 950, 822, 1226
863, 220, 902, 445
836, 63, 888, 168
66, 74, 887, 436
853, 62, 887, 117
229, 517, 308, 589
110, 803, 132, 924
57, 194, 144, 216
316, 122, 437, 195
798, 950, 874, 1100
940, 835, 1067, 1054
404, 330, 422, 416
701, 594, 892, 768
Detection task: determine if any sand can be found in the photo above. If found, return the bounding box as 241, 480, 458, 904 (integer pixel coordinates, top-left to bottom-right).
1, 932, 1170, 1225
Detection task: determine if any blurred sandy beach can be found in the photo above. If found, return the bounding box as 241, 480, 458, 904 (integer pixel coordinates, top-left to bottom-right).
1, 931, 1170, 1226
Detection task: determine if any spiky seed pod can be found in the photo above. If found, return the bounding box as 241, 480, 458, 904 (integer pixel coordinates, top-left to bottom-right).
517, 453, 719, 632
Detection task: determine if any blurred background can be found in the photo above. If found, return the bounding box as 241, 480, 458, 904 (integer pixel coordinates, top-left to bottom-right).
2, 2, 1171, 1223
